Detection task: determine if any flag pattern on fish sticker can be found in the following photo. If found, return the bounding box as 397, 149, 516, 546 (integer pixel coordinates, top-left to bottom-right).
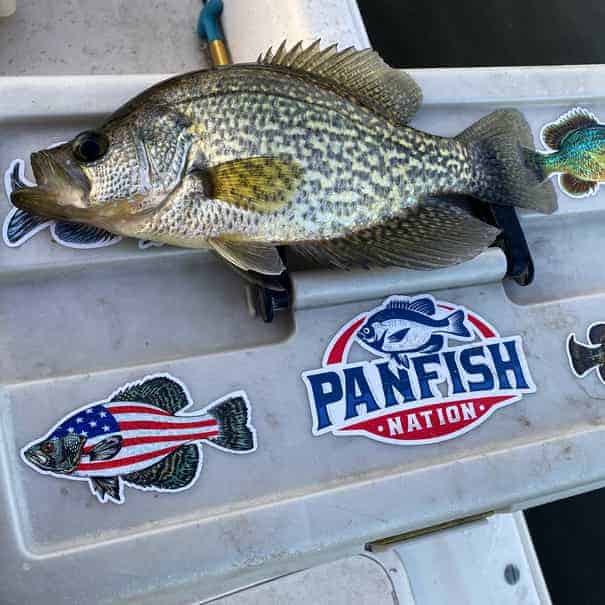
302, 295, 536, 446
55, 402, 219, 476
21, 374, 256, 503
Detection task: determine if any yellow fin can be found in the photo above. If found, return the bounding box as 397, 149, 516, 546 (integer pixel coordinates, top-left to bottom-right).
209, 238, 285, 276
258, 40, 422, 125
204, 156, 303, 212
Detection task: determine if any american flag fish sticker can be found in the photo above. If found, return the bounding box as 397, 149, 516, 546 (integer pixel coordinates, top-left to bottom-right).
21, 374, 256, 503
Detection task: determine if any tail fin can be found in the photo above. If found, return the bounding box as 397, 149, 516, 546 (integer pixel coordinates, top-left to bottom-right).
567, 334, 600, 377
457, 109, 557, 214
207, 393, 256, 452
446, 309, 472, 338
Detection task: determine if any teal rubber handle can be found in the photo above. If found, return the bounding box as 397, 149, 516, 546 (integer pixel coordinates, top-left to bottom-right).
197, 0, 225, 42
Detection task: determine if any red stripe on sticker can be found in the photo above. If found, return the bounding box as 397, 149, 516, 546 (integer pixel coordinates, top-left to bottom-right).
77, 445, 179, 471
118, 419, 217, 431
82, 430, 219, 454
467, 314, 496, 339
339, 394, 514, 442
106, 405, 171, 416
326, 317, 366, 365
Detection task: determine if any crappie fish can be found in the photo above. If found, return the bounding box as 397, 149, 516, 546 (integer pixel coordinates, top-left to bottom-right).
356, 295, 471, 367
11, 40, 557, 279
21, 375, 256, 503
532, 107, 605, 197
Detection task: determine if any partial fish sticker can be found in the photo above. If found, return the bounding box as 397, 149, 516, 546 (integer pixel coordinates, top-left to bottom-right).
21, 374, 256, 503
356, 295, 473, 368
2, 159, 164, 249
3, 159, 122, 249
567, 322, 605, 384
3, 159, 53, 247
533, 107, 605, 198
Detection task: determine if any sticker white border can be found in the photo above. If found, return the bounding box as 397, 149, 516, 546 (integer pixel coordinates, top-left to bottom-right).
302, 295, 536, 447
538, 106, 603, 199
21, 373, 257, 504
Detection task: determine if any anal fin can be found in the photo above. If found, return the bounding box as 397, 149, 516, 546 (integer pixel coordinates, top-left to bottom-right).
559, 173, 598, 197
291, 196, 500, 271
90, 476, 122, 503
124, 444, 200, 491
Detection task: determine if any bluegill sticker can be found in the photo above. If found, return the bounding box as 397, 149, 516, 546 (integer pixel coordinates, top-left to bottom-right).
537, 107, 605, 198
21, 374, 256, 504
302, 295, 536, 445
2, 158, 163, 250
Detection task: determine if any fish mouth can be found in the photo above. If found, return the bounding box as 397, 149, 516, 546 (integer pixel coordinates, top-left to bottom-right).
24, 449, 49, 467
24, 450, 78, 474
10, 150, 91, 221
22, 448, 68, 472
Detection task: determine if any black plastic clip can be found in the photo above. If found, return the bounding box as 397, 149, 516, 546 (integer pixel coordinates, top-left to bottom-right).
472, 202, 534, 286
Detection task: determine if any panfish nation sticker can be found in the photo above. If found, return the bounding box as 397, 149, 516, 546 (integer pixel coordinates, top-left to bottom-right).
21, 374, 256, 503
302, 295, 536, 445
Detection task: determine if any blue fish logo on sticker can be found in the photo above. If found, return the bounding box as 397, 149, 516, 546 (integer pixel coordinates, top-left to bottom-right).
356, 296, 472, 368
21, 374, 256, 504
302, 295, 536, 446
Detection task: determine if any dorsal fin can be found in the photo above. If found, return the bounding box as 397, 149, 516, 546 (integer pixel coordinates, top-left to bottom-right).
257, 40, 422, 125
383, 297, 435, 315
110, 375, 191, 414
385, 298, 410, 311
407, 297, 436, 315
541, 108, 599, 150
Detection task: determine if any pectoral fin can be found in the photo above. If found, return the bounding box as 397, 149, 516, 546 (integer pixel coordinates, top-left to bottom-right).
387, 328, 410, 343
209, 238, 286, 275
89, 436, 123, 461
90, 476, 122, 503
200, 156, 303, 212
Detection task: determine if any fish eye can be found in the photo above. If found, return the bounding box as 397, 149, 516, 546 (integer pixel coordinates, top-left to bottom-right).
362, 327, 370, 334
40, 442, 55, 454
72, 131, 109, 163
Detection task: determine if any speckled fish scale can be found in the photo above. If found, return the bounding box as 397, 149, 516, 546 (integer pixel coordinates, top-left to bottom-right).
134, 68, 473, 243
